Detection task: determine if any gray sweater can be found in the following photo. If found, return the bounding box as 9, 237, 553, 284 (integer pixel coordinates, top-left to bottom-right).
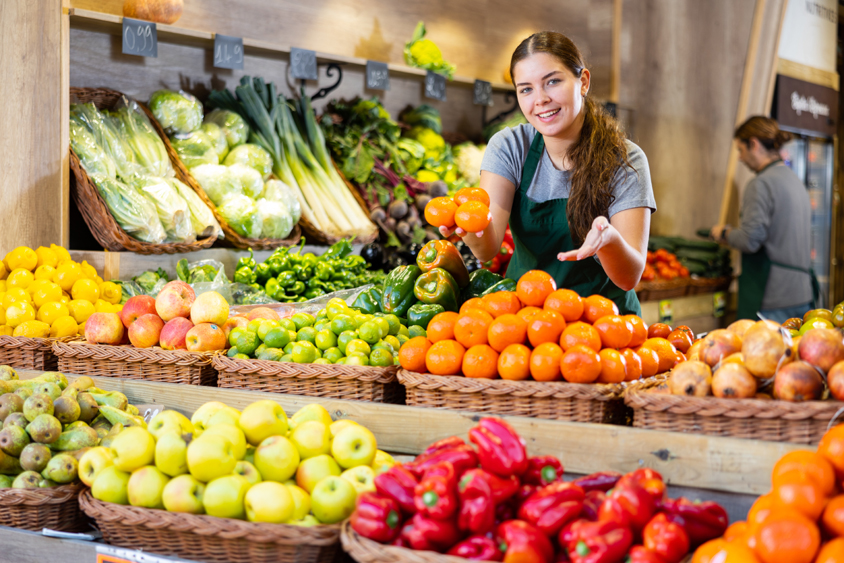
726, 162, 813, 309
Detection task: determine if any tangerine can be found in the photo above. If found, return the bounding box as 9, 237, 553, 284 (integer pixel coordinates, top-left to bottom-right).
462, 344, 499, 379
772, 450, 836, 497
753, 512, 820, 563
636, 346, 660, 377
561, 344, 602, 383
593, 315, 634, 349
453, 187, 490, 207
818, 425, 844, 481
424, 197, 458, 228
747, 494, 778, 528
544, 289, 584, 322
621, 348, 643, 381
816, 538, 844, 563
771, 470, 827, 520
482, 291, 522, 318
560, 321, 602, 352
425, 339, 466, 376
626, 315, 648, 347
581, 294, 619, 324
498, 343, 532, 381
527, 310, 566, 347
821, 494, 844, 537
516, 306, 543, 323
597, 348, 627, 383
454, 201, 491, 233
454, 309, 493, 348
648, 323, 673, 339
529, 342, 564, 382
691, 539, 760, 563
642, 337, 678, 373
487, 314, 527, 352
398, 337, 432, 372
459, 298, 487, 315
427, 312, 460, 343
516, 270, 557, 307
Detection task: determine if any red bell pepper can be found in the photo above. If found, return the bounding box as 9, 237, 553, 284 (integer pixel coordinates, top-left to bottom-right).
617, 469, 666, 506
516, 484, 537, 505
374, 465, 418, 515
401, 513, 462, 552
566, 520, 633, 563
391, 530, 410, 548
597, 483, 655, 534
627, 546, 668, 563
484, 255, 502, 273
468, 418, 528, 478
522, 456, 564, 487
476, 471, 519, 504
496, 520, 555, 563
581, 490, 606, 521
447, 535, 504, 561
499, 241, 514, 265
503, 226, 514, 248
421, 436, 466, 457
495, 499, 517, 523
407, 444, 479, 478
458, 469, 495, 534
642, 513, 689, 563
350, 492, 402, 543
415, 463, 458, 521
517, 482, 585, 537
658, 497, 728, 547
573, 471, 622, 493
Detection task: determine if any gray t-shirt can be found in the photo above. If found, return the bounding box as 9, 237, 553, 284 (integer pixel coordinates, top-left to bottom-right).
726, 162, 813, 309
480, 123, 656, 216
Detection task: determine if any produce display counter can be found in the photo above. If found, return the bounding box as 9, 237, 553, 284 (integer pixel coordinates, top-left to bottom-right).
639, 290, 737, 335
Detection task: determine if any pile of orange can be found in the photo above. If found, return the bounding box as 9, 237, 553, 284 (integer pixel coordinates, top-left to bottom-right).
693, 425, 844, 563
398, 269, 689, 383
424, 188, 492, 234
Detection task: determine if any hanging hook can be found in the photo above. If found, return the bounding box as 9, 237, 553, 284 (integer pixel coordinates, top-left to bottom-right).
482, 91, 519, 129
311, 64, 344, 101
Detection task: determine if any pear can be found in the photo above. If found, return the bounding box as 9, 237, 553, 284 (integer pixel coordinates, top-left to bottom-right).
50, 426, 99, 451
4, 412, 26, 429
99, 405, 146, 429
5, 372, 66, 392
0, 366, 18, 381
0, 425, 29, 456
100, 423, 124, 449
0, 393, 23, 422
0, 380, 10, 395
12, 471, 42, 489
90, 414, 111, 431
65, 421, 88, 430
26, 414, 62, 444
61, 387, 78, 401
39, 479, 59, 488
0, 450, 22, 475
0, 475, 12, 487
23, 393, 54, 422
77, 393, 98, 424
53, 396, 81, 425
14, 388, 32, 401
126, 404, 139, 417
35, 382, 61, 401
66, 376, 94, 393
70, 447, 93, 461
89, 391, 128, 411
41, 453, 78, 484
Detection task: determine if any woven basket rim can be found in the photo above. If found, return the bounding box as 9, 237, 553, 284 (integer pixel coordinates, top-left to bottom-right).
0, 483, 83, 506
635, 278, 691, 291
52, 340, 221, 366
0, 335, 80, 351
341, 521, 471, 563
213, 355, 398, 384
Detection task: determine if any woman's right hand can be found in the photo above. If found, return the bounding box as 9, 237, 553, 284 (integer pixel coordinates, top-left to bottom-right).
438, 225, 487, 239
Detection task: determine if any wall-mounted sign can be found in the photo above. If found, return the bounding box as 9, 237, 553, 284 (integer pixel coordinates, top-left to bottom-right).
778, 0, 837, 73
366, 61, 390, 91
773, 74, 837, 138
424, 71, 447, 101
290, 47, 318, 80
213, 34, 244, 70
122, 18, 157, 58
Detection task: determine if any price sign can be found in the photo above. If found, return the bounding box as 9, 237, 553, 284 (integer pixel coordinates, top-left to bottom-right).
290, 47, 318, 80
658, 299, 674, 325
122, 18, 157, 58
366, 60, 390, 91
97, 544, 193, 562
424, 71, 447, 101
213, 34, 244, 70
473, 79, 493, 106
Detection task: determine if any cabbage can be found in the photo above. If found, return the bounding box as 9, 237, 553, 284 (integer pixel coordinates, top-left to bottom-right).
190, 164, 241, 206
149, 90, 203, 135
204, 109, 249, 148
130, 176, 195, 243
170, 131, 219, 169
217, 194, 261, 238
70, 103, 139, 179
223, 143, 273, 180
69, 118, 118, 179
261, 179, 301, 224
90, 175, 166, 244
256, 198, 293, 239
200, 122, 228, 161
227, 163, 264, 199
167, 178, 223, 239
110, 104, 174, 178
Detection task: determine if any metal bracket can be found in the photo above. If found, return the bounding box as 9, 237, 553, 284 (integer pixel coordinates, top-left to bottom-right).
482, 91, 519, 129
297, 63, 344, 101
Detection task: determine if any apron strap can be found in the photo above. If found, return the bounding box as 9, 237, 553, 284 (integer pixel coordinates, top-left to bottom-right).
519, 133, 545, 192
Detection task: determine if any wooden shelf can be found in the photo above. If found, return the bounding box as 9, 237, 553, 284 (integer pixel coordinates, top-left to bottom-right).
68, 8, 515, 93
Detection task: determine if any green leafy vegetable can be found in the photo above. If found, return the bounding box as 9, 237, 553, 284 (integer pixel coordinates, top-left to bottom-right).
149, 89, 203, 135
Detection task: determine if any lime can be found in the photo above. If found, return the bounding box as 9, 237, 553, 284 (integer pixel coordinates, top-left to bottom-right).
278, 318, 297, 333
229, 327, 247, 348
255, 343, 268, 357
236, 332, 261, 356
354, 314, 374, 330
315, 309, 328, 321
297, 326, 317, 344
291, 313, 315, 330
325, 302, 348, 321
383, 335, 401, 352
337, 330, 357, 354
313, 358, 332, 365
326, 297, 348, 309
408, 326, 427, 339
335, 357, 347, 365
257, 320, 280, 341
280, 354, 293, 362
358, 321, 382, 345
247, 319, 264, 334
345, 354, 369, 366
383, 314, 402, 336
372, 317, 390, 339
323, 347, 344, 363
284, 342, 296, 354
397, 334, 410, 346
257, 347, 285, 361
227, 347, 240, 358
234, 353, 251, 360
370, 348, 394, 367
331, 314, 355, 335
315, 330, 337, 351
346, 339, 372, 357
264, 327, 291, 349
314, 320, 332, 333
291, 341, 320, 363
373, 340, 396, 355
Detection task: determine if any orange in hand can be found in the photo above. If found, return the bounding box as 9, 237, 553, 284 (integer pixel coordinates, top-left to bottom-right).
424, 197, 458, 228
560, 321, 602, 352
482, 291, 522, 318
462, 344, 499, 379
597, 348, 627, 383
453, 187, 490, 207
527, 310, 566, 347
561, 344, 602, 383
581, 294, 619, 324
425, 339, 466, 375
498, 343, 532, 381
544, 289, 584, 322
620, 348, 642, 381
427, 311, 460, 343
453, 309, 493, 348
516, 270, 557, 307
529, 342, 564, 382
487, 314, 527, 352
398, 336, 432, 372
454, 201, 491, 233
593, 315, 633, 349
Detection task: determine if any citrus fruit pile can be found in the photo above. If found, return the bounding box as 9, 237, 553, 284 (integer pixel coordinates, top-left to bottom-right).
398, 269, 691, 383
424, 188, 491, 234
0, 245, 122, 339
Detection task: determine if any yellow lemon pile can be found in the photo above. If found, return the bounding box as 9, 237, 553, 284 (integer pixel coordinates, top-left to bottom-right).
0, 245, 123, 338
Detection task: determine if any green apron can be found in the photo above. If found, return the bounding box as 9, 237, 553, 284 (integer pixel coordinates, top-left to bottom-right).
506, 133, 641, 315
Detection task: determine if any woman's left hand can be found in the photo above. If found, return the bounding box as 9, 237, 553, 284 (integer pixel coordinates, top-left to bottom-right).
557, 216, 613, 262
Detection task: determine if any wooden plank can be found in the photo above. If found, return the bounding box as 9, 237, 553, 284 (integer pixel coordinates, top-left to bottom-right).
102, 250, 120, 282
610, 0, 622, 103
61, 6, 71, 249
777, 58, 840, 91
0, 526, 97, 562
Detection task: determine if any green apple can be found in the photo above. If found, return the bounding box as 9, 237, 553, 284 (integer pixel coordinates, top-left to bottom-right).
203, 474, 251, 519
162, 474, 205, 514
289, 420, 331, 460
190, 402, 236, 436
310, 476, 357, 524
289, 404, 332, 431
244, 481, 294, 523
243, 446, 255, 465
148, 410, 194, 440
329, 419, 359, 439
205, 407, 242, 429
371, 450, 395, 475
154, 432, 189, 477
295, 454, 341, 493
201, 423, 247, 460
233, 461, 262, 485
79, 446, 114, 487
186, 434, 236, 483
238, 400, 288, 446
91, 465, 131, 505
254, 435, 299, 483
111, 427, 156, 472
289, 514, 320, 527
286, 483, 311, 520
331, 425, 377, 469
340, 465, 376, 494
128, 465, 169, 509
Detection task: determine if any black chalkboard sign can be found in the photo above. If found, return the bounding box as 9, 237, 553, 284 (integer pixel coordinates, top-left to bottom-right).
122, 18, 157, 58
290, 47, 318, 80
473, 80, 493, 106
213, 34, 244, 70
424, 71, 447, 101
366, 61, 390, 91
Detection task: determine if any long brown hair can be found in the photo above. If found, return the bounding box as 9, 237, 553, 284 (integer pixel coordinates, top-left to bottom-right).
510, 31, 631, 244
734, 116, 792, 152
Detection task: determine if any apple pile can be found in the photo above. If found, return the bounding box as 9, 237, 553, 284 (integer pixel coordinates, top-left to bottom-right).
85, 280, 230, 352
82, 399, 394, 525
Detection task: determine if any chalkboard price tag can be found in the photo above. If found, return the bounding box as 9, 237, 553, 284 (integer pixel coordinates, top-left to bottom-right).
290, 47, 318, 80
424, 71, 447, 101
122, 17, 157, 58
213, 34, 244, 70
366, 61, 390, 91
473, 79, 493, 106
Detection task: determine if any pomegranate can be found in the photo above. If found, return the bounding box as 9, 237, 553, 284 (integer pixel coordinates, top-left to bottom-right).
699, 330, 742, 367
827, 361, 844, 401
742, 321, 786, 379
668, 361, 712, 397
712, 363, 757, 399
727, 319, 756, 339
797, 328, 844, 373
773, 361, 824, 402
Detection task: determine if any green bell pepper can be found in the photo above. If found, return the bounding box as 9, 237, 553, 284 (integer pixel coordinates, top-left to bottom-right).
316, 262, 335, 281
321, 238, 354, 261
462, 269, 504, 301
407, 303, 445, 329
236, 249, 257, 271
277, 270, 297, 288
305, 288, 325, 300
413, 268, 460, 312
294, 263, 314, 281
265, 277, 280, 298
289, 281, 306, 295
234, 266, 257, 285
268, 253, 289, 276
255, 263, 273, 285
480, 278, 518, 296
352, 287, 383, 315
381, 265, 421, 317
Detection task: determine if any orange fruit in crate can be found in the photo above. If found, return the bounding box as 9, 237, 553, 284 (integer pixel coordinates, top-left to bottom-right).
691, 540, 760, 563
454, 309, 493, 348
625, 315, 648, 347
771, 470, 827, 520
516, 306, 543, 323
516, 270, 557, 307
597, 348, 627, 384
772, 451, 836, 496
424, 197, 458, 228
636, 346, 660, 378
821, 495, 844, 537
581, 294, 618, 324
454, 201, 491, 233
527, 310, 566, 347
462, 344, 499, 379
544, 289, 584, 322
753, 512, 820, 563
459, 298, 487, 315
747, 493, 778, 528
398, 336, 432, 373
560, 321, 601, 352
427, 312, 460, 343
816, 538, 844, 563
529, 342, 564, 382
425, 339, 466, 376
593, 315, 633, 349
642, 337, 678, 373
818, 425, 844, 481
724, 521, 751, 543
620, 348, 642, 381
482, 291, 522, 318
487, 314, 527, 352
453, 187, 490, 207
560, 344, 602, 383
498, 343, 532, 381
668, 329, 693, 354
648, 323, 673, 339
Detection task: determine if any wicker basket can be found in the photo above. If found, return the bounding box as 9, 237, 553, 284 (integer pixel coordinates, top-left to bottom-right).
0, 336, 77, 371
213, 356, 404, 403
625, 383, 844, 444
79, 489, 339, 563
52, 341, 218, 386
0, 484, 88, 532
634, 278, 691, 302
398, 370, 663, 424
687, 276, 732, 296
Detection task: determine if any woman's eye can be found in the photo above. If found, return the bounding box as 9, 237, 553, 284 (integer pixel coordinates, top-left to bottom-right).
547, 78, 560, 86
519, 87, 532, 95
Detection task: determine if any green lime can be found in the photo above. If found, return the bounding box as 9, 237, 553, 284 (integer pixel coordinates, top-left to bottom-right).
228, 327, 247, 348
372, 318, 390, 338
397, 334, 410, 346
370, 348, 394, 367
236, 332, 261, 356
292, 313, 315, 330
352, 315, 369, 330
257, 320, 280, 341
383, 335, 401, 352
331, 314, 355, 335
313, 358, 332, 365
278, 318, 297, 333
345, 354, 369, 366
408, 326, 427, 339
291, 341, 320, 363
383, 314, 401, 336
335, 357, 347, 365
323, 347, 344, 363
373, 340, 395, 355
337, 331, 357, 354
288, 330, 299, 344
255, 343, 267, 357
283, 342, 296, 354
312, 320, 329, 332
315, 330, 338, 351
359, 321, 382, 345
227, 346, 240, 358
257, 347, 286, 361
327, 297, 347, 309
281, 354, 293, 363
247, 319, 264, 334
800, 317, 834, 335
346, 339, 372, 357
234, 353, 251, 360
398, 324, 410, 337
326, 302, 349, 321
297, 326, 317, 344
315, 309, 328, 322
264, 327, 291, 349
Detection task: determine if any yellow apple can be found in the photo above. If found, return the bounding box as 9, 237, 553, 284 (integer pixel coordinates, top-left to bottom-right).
201, 423, 247, 460
79, 446, 114, 487
233, 460, 262, 486
91, 465, 131, 505
239, 400, 288, 446
311, 476, 357, 524
162, 474, 205, 514
148, 410, 194, 440
296, 454, 341, 494
254, 435, 299, 483
111, 427, 156, 472
154, 432, 189, 477
331, 425, 377, 469
341, 465, 376, 494
286, 483, 311, 520
203, 474, 251, 519
329, 419, 359, 439
186, 433, 236, 482
128, 465, 169, 509
289, 404, 332, 431
245, 481, 294, 523
371, 450, 396, 475
289, 420, 331, 460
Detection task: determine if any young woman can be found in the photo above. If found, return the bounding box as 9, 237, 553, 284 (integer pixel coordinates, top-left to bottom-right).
446, 31, 656, 315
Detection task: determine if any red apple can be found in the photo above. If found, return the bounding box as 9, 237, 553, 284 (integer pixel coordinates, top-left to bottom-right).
185, 323, 228, 352
129, 314, 165, 348
85, 312, 125, 345
159, 318, 194, 350
222, 316, 249, 338
190, 291, 230, 326
246, 307, 281, 322
155, 281, 196, 322
120, 295, 158, 329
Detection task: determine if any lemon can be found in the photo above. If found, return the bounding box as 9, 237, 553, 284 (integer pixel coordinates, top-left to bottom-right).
50, 316, 78, 338
77, 320, 86, 336
34, 265, 56, 281
93, 275, 104, 286
4, 247, 38, 272
59, 294, 70, 306
68, 299, 95, 324
71, 278, 100, 303
0, 326, 12, 336
79, 260, 98, 280
37, 302, 70, 325
0, 308, 5, 325
95, 299, 113, 313
111, 303, 123, 313
6, 268, 34, 290
35, 247, 58, 269
27, 279, 51, 297
31, 282, 63, 309
4, 288, 31, 308
0, 281, 5, 292
50, 244, 71, 264
0, 263, 7, 281
6, 302, 35, 328
13, 320, 50, 338
99, 281, 122, 304
53, 262, 83, 292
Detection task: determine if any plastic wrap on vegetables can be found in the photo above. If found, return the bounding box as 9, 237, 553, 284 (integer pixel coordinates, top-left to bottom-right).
204, 108, 250, 149
227, 163, 264, 199
69, 117, 118, 179
167, 177, 223, 239
261, 179, 302, 224
255, 198, 293, 239
170, 130, 219, 169
149, 89, 203, 135
111, 102, 174, 178
200, 122, 229, 161
89, 174, 166, 243
217, 193, 261, 239
223, 143, 273, 180
190, 164, 242, 206
70, 103, 140, 179
130, 176, 195, 243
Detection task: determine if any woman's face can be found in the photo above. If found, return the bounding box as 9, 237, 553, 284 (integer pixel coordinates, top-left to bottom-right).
513, 52, 589, 139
